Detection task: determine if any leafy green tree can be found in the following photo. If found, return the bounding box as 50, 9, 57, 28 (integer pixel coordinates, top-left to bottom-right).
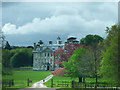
80, 34, 103, 86
101, 25, 118, 52
99, 25, 120, 82
80, 34, 103, 47
10, 52, 32, 67
63, 47, 94, 82
2, 49, 13, 75
2, 66, 12, 75
2, 49, 11, 68
10, 48, 33, 67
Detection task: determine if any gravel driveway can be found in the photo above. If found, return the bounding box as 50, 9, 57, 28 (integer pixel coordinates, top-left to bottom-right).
30, 74, 53, 88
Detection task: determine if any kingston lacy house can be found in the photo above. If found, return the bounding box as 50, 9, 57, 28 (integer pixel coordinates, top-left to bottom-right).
33, 36, 79, 71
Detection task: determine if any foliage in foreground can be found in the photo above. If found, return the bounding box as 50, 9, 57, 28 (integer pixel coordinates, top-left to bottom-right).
99, 25, 120, 82
63, 47, 95, 82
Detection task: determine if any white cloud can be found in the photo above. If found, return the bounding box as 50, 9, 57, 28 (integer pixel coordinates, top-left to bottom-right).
2, 4, 116, 38
2, 14, 114, 36
2, 23, 17, 34
2, 2, 117, 46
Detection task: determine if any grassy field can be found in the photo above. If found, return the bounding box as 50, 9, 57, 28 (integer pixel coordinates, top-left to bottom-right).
3, 70, 118, 89
19, 67, 33, 69
3, 70, 52, 88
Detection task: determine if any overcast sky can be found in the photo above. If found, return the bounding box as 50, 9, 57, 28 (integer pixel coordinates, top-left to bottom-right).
2, 2, 118, 46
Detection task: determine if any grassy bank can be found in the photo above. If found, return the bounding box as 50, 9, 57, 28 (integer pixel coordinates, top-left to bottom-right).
3, 70, 52, 88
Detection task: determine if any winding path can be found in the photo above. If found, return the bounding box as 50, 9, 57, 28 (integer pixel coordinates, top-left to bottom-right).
30, 74, 53, 88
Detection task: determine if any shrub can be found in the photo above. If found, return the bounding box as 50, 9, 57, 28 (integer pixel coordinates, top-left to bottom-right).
52, 68, 66, 76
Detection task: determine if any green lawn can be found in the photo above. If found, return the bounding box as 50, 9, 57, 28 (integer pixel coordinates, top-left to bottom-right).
3, 70, 118, 89
19, 67, 33, 69
2, 70, 52, 88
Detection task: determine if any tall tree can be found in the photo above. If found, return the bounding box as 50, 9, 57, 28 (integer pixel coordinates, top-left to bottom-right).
10, 52, 31, 67
99, 25, 120, 82
2, 49, 12, 68
9, 48, 33, 67
80, 34, 103, 88
63, 47, 94, 82
2, 49, 13, 75
5, 41, 11, 50
52, 43, 89, 67
80, 34, 103, 47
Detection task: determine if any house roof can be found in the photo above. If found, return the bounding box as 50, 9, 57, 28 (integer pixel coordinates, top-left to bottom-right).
57, 36, 61, 40
67, 37, 77, 40
41, 47, 53, 53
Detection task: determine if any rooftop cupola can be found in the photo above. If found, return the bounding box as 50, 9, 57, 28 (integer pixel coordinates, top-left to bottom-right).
38, 40, 43, 45
56, 36, 62, 44
57, 36, 61, 40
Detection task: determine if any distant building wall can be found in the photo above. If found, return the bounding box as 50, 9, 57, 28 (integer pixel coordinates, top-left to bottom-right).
33, 36, 64, 71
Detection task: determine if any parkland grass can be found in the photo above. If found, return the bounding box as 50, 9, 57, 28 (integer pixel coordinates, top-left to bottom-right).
3, 70, 52, 88
3, 70, 118, 88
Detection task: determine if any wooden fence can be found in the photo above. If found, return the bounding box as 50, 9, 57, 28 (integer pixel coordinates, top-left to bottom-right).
51, 79, 120, 89
72, 81, 120, 88
51, 79, 70, 88
2, 79, 14, 88
2, 78, 32, 88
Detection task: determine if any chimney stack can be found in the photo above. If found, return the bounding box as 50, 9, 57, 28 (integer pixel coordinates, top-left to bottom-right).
38, 40, 43, 44
34, 43, 36, 49
49, 41, 52, 44
59, 41, 62, 44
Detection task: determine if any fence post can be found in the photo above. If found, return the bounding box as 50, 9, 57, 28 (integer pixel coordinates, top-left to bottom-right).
51, 79, 53, 88
12, 79, 14, 85
27, 78, 29, 86
9, 80, 11, 87
85, 83, 86, 88
72, 80, 74, 88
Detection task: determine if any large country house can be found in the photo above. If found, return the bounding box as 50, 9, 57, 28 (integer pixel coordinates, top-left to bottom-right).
33, 36, 79, 71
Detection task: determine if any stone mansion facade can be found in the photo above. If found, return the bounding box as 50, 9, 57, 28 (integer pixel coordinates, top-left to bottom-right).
33, 36, 79, 71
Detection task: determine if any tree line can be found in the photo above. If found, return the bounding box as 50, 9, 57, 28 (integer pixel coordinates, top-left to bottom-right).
2, 44, 33, 75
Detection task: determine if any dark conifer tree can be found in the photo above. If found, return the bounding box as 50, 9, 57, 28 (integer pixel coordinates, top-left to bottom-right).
5, 41, 11, 50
